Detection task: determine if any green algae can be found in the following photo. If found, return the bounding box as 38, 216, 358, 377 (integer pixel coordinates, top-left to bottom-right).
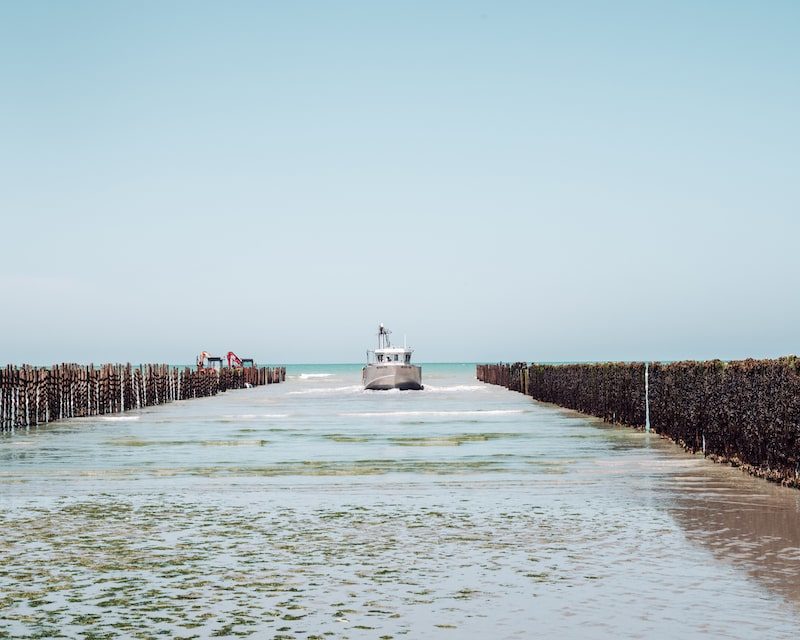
0, 488, 649, 638
181, 459, 509, 477
388, 433, 522, 446
106, 438, 269, 447
323, 434, 371, 443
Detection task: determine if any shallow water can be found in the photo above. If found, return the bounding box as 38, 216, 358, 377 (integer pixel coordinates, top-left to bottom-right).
1, 363, 799, 639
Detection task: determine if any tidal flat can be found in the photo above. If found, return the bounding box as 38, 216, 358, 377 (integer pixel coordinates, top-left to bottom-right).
1, 364, 799, 639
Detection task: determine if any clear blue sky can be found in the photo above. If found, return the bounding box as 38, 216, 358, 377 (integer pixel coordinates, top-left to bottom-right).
1, 1, 798, 364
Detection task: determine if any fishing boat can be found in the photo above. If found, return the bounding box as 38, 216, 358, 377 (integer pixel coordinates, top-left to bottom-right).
362, 324, 423, 390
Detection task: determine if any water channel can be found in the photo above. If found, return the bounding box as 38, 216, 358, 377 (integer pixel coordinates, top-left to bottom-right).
1, 364, 798, 638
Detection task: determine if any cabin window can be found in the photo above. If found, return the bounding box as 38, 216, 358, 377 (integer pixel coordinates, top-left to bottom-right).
394, 354, 399, 361
377, 354, 383, 362
404, 354, 411, 363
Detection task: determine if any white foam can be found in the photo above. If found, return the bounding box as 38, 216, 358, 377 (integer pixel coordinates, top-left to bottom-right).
297, 373, 334, 379
222, 414, 290, 419
423, 384, 486, 393
98, 416, 140, 422
340, 409, 526, 418
288, 385, 363, 396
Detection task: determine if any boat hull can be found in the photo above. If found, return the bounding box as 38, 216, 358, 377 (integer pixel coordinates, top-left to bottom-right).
362, 364, 423, 390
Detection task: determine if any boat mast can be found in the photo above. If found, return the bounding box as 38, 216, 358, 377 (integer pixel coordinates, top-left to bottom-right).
378, 323, 392, 350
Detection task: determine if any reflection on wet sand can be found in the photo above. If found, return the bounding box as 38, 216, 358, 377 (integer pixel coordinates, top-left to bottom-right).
664, 464, 800, 607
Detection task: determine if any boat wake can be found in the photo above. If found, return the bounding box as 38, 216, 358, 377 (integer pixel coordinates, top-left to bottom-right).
221, 414, 290, 420
288, 385, 364, 396
422, 384, 486, 393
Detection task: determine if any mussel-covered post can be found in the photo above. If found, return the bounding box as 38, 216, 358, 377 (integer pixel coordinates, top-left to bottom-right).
0, 363, 285, 431
477, 358, 800, 488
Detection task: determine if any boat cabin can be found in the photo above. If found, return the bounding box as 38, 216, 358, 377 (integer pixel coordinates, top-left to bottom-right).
374, 348, 413, 365
367, 324, 415, 365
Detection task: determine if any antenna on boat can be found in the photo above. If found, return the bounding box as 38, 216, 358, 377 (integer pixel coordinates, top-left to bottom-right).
377, 323, 392, 349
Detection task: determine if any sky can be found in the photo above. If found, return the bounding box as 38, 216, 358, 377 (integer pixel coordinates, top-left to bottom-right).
1, 1, 798, 365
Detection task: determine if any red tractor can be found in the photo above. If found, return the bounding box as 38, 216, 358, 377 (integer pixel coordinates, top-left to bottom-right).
226, 352, 254, 368
197, 351, 224, 372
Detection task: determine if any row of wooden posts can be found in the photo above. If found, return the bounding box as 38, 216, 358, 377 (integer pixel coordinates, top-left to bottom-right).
0, 364, 286, 431
477, 359, 800, 489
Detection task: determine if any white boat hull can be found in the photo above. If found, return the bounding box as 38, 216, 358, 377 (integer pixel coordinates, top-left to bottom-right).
362, 364, 423, 390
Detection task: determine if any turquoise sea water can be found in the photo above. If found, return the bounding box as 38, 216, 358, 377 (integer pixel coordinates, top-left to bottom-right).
1, 363, 799, 638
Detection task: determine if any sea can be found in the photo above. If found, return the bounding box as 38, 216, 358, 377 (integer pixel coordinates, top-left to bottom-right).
1, 363, 799, 639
